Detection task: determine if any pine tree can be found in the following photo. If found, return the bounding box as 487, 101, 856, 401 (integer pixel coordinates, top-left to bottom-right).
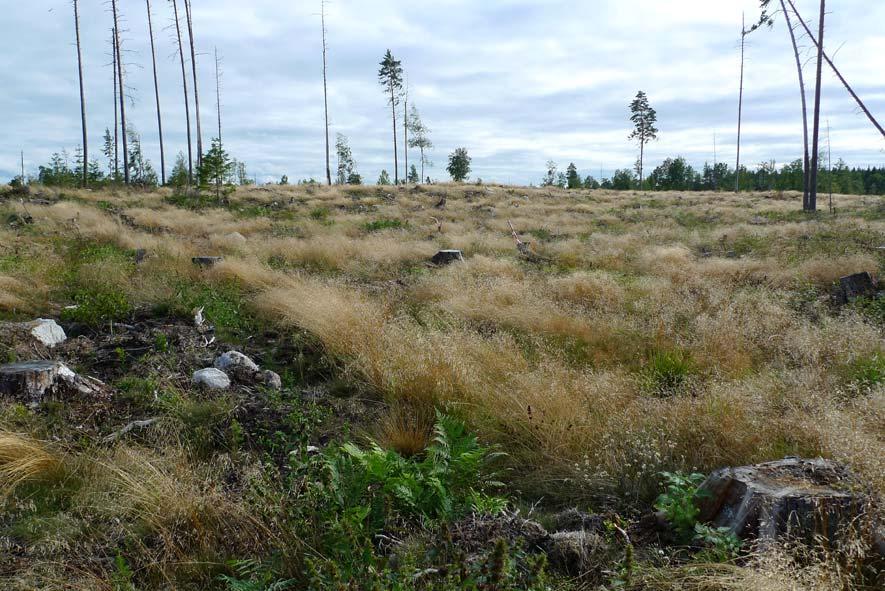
628, 91, 658, 189
377, 170, 391, 185
170, 152, 189, 188
198, 137, 234, 199
102, 128, 116, 180
542, 161, 557, 186
378, 50, 403, 184
566, 163, 581, 189
408, 165, 419, 184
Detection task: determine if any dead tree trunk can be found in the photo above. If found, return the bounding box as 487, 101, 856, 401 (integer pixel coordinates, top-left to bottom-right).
735, 13, 746, 194
184, 0, 203, 170
786, 0, 885, 140
73, 0, 88, 188
146, 0, 166, 185
807, 0, 826, 212
170, 0, 193, 184
112, 26, 119, 180
111, 0, 130, 184
215, 47, 222, 143
779, 0, 810, 209
404, 82, 409, 183
321, 1, 332, 186
390, 80, 399, 184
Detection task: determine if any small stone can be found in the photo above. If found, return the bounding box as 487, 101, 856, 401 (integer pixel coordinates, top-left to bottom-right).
192, 368, 230, 390
192, 256, 224, 267
226, 232, 247, 244
261, 370, 282, 391
134, 249, 148, 264
27, 319, 66, 348
214, 351, 260, 373
431, 250, 464, 265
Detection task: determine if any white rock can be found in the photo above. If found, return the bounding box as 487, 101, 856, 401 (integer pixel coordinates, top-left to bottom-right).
226, 232, 247, 244
261, 370, 282, 391
214, 351, 260, 373
192, 368, 231, 390
28, 319, 67, 348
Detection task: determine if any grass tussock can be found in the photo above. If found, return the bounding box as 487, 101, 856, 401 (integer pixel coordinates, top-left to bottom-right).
0, 431, 63, 498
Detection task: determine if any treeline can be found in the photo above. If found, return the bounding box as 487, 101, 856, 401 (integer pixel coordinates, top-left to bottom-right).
544, 158, 885, 195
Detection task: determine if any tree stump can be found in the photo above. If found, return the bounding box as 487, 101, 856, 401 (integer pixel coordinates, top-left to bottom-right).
431, 250, 464, 265
837, 272, 877, 304
696, 458, 870, 546
0, 361, 64, 401
0, 361, 104, 404
192, 256, 224, 268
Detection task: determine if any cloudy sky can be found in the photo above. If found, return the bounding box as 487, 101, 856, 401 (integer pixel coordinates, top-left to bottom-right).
1, 0, 884, 185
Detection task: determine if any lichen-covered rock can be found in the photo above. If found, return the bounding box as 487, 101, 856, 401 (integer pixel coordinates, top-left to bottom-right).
214, 351, 260, 373
192, 368, 231, 390
27, 319, 67, 347
261, 370, 282, 391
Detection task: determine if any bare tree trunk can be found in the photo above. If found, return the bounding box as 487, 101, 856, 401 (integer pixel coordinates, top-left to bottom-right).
736, 13, 746, 194
779, 0, 809, 209
321, 1, 331, 186
146, 0, 166, 185
215, 47, 222, 143
112, 26, 119, 180
404, 83, 409, 182
73, 0, 88, 187
808, 0, 825, 212
786, 0, 885, 140
420, 146, 425, 184
638, 139, 644, 189
21, 151, 25, 184
111, 0, 129, 185
184, 0, 203, 170
171, 0, 193, 184
390, 81, 398, 184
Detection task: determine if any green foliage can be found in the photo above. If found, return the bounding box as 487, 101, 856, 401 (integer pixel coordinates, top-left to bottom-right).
408, 164, 420, 184
693, 523, 742, 561
363, 218, 407, 233
377, 170, 392, 185
654, 472, 706, 541
566, 163, 581, 189
219, 559, 296, 591
309, 207, 331, 222
169, 152, 190, 188
334, 134, 360, 186
327, 413, 506, 528
112, 552, 136, 591
61, 286, 132, 326
641, 350, 695, 396
198, 138, 235, 198
840, 353, 885, 396
447, 147, 471, 182
849, 296, 885, 325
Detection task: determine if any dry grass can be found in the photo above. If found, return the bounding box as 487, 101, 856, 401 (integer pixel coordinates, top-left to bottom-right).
0, 431, 63, 498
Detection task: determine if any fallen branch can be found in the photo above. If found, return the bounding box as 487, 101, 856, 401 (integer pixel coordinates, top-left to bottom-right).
102, 418, 160, 443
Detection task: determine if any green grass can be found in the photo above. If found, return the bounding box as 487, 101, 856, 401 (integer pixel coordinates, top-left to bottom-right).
362, 218, 407, 233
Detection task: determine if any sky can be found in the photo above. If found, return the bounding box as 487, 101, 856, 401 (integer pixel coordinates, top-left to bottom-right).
1, 0, 884, 185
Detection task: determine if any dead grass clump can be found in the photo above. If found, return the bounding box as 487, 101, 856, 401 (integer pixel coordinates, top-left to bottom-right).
0, 431, 64, 498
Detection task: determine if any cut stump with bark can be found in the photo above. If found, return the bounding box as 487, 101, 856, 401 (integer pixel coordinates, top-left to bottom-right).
696, 458, 872, 546
0, 360, 104, 404
431, 250, 464, 265
837, 272, 878, 304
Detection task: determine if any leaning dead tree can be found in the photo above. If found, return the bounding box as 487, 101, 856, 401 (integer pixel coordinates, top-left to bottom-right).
321, 0, 332, 186
73, 0, 88, 187
184, 0, 203, 169
170, 0, 193, 183
785, 0, 885, 140
146, 0, 166, 185
111, 0, 129, 184
807, 0, 826, 212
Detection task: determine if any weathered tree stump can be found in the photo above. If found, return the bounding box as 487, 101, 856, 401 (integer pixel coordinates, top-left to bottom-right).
837, 272, 878, 304
192, 256, 224, 267
696, 458, 870, 546
431, 250, 464, 265
0, 361, 102, 403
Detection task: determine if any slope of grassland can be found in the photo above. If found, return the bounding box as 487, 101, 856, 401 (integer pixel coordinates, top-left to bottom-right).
0, 183, 882, 589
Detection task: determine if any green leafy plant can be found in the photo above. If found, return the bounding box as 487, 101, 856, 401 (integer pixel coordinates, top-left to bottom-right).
363, 218, 407, 233
654, 471, 707, 541
61, 286, 132, 326
693, 523, 742, 562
